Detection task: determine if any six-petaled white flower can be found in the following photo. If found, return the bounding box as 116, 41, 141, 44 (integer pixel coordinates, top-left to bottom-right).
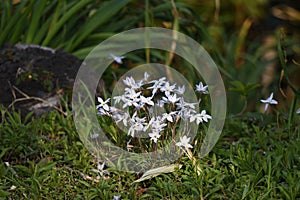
149, 131, 161, 143
260, 92, 278, 112
162, 93, 180, 104
176, 135, 193, 149
296, 108, 300, 114
160, 82, 176, 96
195, 82, 208, 94
190, 110, 212, 124
196, 82, 208, 94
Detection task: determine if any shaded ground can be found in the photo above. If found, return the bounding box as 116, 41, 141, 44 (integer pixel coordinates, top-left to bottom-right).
0, 44, 82, 117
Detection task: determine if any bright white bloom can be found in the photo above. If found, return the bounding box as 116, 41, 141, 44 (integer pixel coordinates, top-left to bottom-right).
176, 135, 193, 149
123, 76, 142, 89
146, 116, 167, 133
96, 97, 110, 115
162, 93, 180, 104
190, 110, 212, 124
140, 95, 154, 106
109, 53, 125, 64
162, 111, 178, 122
260, 92, 278, 112
123, 89, 141, 108
148, 77, 166, 95
96, 97, 110, 111
160, 82, 176, 96
195, 82, 208, 94
296, 108, 300, 114
149, 131, 161, 143
128, 113, 146, 137
176, 98, 196, 110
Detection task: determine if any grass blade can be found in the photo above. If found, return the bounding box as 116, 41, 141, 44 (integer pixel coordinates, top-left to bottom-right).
67, 0, 132, 52
0, 0, 29, 45
25, 1, 48, 43
42, 0, 92, 46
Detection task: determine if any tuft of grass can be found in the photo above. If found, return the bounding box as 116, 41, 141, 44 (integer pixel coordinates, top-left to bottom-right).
0, 107, 299, 199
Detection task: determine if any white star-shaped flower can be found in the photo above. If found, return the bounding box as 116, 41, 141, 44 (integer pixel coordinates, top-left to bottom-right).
296, 108, 300, 114
190, 110, 212, 124
162, 93, 180, 104
140, 95, 154, 106
160, 82, 176, 96
96, 97, 110, 115
195, 82, 208, 94
149, 131, 161, 143
162, 111, 177, 122
176, 135, 193, 149
260, 92, 278, 112
109, 53, 125, 64
148, 77, 166, 95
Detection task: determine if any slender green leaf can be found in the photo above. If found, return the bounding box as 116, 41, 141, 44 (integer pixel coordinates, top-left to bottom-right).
42, 0, 92, 46
68, 0, 132, 52
25, 1, 48, 43
0, 0, 29, 45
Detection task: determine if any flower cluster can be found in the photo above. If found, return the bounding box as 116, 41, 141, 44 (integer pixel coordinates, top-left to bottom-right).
96, 72, 211, 150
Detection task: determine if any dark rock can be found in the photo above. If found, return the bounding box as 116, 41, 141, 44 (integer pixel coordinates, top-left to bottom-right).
0, 44, 82, 118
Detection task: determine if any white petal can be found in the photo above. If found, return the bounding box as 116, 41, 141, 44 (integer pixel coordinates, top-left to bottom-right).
264, 103, 269, 111
270, 99, 278, 104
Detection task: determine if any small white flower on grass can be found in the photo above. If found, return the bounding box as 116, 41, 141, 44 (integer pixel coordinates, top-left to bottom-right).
260, 92, 278, 112
109, 53, 125, 64
296, 108, 300, 114
113, 195, 122, 200
176, 135, 193, 149
195, 82, 208, 94
92, 162, 109, 177
149, 131, 161, 143
190, 110, 212, 124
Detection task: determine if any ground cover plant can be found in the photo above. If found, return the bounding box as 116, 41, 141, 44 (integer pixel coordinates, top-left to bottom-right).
1, 0, 300, 199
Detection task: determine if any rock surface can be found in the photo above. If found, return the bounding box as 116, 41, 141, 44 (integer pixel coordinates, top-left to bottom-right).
0, 44, 82, 117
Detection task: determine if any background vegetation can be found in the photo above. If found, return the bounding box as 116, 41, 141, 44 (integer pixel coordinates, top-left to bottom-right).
0, 0, 300, 199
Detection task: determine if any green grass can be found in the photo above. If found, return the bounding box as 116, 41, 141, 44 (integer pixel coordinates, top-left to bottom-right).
0, 107, 299, 199
1, 0, 300, 199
